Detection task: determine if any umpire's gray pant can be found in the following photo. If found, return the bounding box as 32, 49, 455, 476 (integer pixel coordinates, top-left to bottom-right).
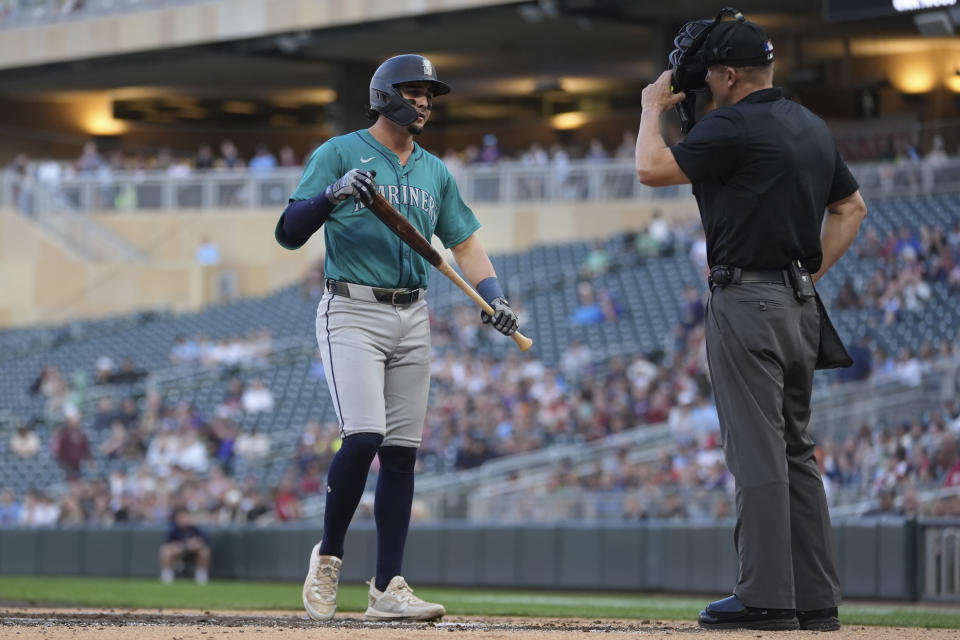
705, 281, 841, 611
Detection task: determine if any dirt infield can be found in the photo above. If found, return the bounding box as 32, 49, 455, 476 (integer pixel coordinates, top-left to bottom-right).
0, 608, 949, 639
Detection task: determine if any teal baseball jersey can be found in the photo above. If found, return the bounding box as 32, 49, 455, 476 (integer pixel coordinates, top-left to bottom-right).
289, 130, 480, 289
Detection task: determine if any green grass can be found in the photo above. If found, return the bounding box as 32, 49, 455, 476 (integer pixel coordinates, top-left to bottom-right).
0, 576, 958, 628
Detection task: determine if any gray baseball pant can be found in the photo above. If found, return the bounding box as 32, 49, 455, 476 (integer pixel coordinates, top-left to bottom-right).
705, 281, 842, 611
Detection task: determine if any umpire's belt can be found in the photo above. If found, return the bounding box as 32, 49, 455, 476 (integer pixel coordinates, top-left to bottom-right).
326, 279, 424, 305
709, 266, 789, 289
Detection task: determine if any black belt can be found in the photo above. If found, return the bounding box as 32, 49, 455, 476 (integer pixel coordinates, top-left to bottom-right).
709, 266, 789, 288
326, 279, 423, 305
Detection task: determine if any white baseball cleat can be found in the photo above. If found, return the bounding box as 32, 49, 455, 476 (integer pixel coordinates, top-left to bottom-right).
302, 544, 342, 621
364, 576, 445, 621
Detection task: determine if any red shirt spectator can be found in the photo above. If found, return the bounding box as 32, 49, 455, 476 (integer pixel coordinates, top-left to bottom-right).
51, 418, 92, 479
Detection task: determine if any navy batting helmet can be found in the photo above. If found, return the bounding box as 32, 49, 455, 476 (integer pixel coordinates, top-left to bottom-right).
369, 54, 450, 126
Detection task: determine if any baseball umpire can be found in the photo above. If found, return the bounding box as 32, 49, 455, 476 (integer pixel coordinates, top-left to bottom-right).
636, 9, 867, 632
275, 54, 520, 622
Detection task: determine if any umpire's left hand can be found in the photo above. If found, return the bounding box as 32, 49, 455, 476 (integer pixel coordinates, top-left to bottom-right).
481, 297, 519, 336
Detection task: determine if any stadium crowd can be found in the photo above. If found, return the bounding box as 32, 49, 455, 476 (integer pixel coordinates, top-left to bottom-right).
833, 222, 960, 327
3, 213, 960, 527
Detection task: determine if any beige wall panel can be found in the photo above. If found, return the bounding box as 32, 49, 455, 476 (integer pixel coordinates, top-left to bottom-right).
0, 211, 81, 262
0, 263, 36, 324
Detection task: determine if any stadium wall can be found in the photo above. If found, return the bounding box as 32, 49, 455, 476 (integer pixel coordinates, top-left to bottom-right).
1, 199, 698, 328
0, 520, 921, 600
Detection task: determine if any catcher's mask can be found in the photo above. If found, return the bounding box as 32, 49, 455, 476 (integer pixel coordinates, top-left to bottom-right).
669, 7, 772, 133
369, 54, 450, 127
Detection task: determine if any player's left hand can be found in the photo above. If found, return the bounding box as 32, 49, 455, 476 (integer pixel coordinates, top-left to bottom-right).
642, 70, 685, 113
481, 297, 519, 336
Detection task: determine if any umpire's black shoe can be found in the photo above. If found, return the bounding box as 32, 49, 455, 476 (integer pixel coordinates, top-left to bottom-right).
797, 606, 840, 631
698, 595, 799, 631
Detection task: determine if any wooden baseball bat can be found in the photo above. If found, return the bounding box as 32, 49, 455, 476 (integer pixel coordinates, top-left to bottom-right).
366, 191, 533, 352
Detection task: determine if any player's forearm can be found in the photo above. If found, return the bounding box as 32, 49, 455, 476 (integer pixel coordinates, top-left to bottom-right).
275, 194, 335, 250
814, 195, 867, 283
451, 234, 496, 286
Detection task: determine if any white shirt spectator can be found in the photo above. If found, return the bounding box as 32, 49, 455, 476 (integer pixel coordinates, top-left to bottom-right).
10, 427, 40, 458
235, 429, 270, 460
242, 379, 275, 413
561, 341, 594, 383
173, 430, 209, 473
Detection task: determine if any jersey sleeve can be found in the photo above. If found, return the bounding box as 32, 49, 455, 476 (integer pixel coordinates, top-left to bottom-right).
290, 141, 342, 202
827, 148, 859, 204
669, 110, 743, 183
434, 164, 481, 248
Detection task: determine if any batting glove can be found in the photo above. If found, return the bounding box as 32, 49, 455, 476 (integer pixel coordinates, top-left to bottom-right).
326, 169, 377, 206
481, 297, 519, 336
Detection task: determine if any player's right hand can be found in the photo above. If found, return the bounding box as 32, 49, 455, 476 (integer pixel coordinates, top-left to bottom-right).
481, 297, 519, 336
325, 169, 377, 206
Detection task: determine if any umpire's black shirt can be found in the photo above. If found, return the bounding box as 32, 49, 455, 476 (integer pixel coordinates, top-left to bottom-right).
671, 88, 859, 273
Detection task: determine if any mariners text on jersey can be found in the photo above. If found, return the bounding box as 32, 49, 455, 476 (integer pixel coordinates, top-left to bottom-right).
353, 184, 439, 226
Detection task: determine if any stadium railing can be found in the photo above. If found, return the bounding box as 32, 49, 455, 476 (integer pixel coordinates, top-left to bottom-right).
6, 157, 960, 215
0, 160, 688, 213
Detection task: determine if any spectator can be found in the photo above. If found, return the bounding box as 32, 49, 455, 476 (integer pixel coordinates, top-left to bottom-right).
76, 140, 103, 173
241, 378, 275, 413
521, 142, 549, 165
278, 146, 298, 168
219, 139, 243, 169
560, 339, 594, 384
117, 396, 142, 430
647, 211, 672, 253
110, 358, 147, 384
570, 281, 606, 325
678, 286, 705, 332
195, 144, 215, 170
19, 491, 60, 527
455, 432, 494, 469
10, 425, 40, 458
0, 489, 20, 526
170, 335, 200, 366
195, 236, 221, 266
834, 279, 863, 310
234, 426, 270, 460
273, 475, 303, 522
838, 335, 873, 383
585, 138, 608, 162
172, 427, 209, 473
51, 416, 92, 479
100, 420, 146, 460
580, 241, 611, 279
615, 130, 635, 159
95, 356, 115, 385
477, 134, 501, 164
159, 508, 211, 584
248, 144, 277, 172
857, 227, 883, 259
91, 396, 118, 431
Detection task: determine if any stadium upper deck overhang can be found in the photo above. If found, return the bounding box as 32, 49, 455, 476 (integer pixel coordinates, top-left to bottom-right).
0, 0, 955, 135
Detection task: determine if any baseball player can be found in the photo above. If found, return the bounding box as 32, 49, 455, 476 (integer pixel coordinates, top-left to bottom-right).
275, 54, 520, 621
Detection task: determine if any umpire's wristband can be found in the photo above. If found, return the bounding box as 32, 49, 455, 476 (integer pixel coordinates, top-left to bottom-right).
476, 277, 505, 305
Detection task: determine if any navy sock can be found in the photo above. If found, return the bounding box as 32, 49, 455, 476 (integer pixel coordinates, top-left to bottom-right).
318, 432, 383, 558
374, 445, 417, 592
